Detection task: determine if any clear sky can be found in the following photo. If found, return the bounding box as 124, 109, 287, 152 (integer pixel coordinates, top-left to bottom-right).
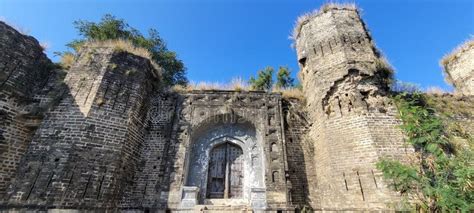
1, 0, 473, 90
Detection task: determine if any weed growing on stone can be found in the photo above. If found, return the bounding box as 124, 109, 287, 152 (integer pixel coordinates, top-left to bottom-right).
377, 93, 473, 212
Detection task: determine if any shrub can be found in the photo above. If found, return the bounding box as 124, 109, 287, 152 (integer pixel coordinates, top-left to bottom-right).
60, 52, 75, 69
276, 66, 295, 89
65, 14, 187, 86
377, 93, 474, 212
248, 66, 274, 91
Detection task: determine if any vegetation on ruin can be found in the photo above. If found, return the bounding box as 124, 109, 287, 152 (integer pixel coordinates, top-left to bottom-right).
62, 14, 187, 86
248, 65, 296, 91
171, 66, 303, 100
276, 66, 295, 89
249, 66, 274, 91
377, 92, 473, 212
291, 3, 357, 40
440, 38, 474, 85
171, 77, 249, 92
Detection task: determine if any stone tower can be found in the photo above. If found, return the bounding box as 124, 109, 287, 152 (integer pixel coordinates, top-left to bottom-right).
5, 42, 161, 208
0, 21, 58, 198
442, 39, 474, 96
294, 4, 411, 210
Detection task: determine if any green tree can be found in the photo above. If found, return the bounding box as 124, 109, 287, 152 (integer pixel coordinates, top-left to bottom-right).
377, 93, 473, 212
249, 66, 274, 91
67, 14, 187, 86
275, 66, 294, 89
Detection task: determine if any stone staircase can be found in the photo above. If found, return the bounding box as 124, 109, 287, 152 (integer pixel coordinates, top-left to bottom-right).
192, 204, 253, 212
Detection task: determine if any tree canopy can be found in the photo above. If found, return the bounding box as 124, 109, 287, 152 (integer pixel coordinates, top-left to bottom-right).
276, 66, 295, 89
248, 66, 274, 91
248, 66, 296, 91
67, 14, 187, 86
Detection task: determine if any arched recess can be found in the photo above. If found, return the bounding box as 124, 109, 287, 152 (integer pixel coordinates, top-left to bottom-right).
184, 113, 265, 204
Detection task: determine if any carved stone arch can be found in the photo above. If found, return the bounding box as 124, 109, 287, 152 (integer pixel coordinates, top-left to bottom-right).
183, 114, 266, 206
190, 112, 261, 139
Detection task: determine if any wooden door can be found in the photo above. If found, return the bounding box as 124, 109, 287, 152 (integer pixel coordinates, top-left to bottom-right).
207, 144, 226, 198
228, 144, 243, 198
207, 142, 243, 199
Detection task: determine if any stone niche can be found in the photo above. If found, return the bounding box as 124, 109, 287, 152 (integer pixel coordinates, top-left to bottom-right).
182, 113, 266, 209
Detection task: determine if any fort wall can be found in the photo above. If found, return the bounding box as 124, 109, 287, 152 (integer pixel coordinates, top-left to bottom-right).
295, 5, 412, 210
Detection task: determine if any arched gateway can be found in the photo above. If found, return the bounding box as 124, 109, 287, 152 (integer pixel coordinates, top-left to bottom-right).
180, 114, 266, 209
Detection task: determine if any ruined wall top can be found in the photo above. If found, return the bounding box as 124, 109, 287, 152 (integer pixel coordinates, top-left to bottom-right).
73, 40, 163, 79
293, 4, 393, 119
294, 3, 380, 72
441, 39, 474, 96
0, 21, 53, 99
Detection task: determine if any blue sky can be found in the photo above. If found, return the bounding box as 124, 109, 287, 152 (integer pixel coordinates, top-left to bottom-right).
1, 0, 473, 90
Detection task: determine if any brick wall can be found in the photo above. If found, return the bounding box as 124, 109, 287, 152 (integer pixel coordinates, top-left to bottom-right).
0, 21, 57, 199
442, 40, 474, 96
4, 45, 160, 209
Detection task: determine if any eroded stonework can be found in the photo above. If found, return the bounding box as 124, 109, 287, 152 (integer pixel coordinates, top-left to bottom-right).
442, 40, 474, 96
0, 4, 472, 213
294, 5, 412, 210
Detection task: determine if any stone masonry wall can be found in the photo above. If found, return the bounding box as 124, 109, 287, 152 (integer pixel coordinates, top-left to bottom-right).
118, 91, 294, 211
0, 21, 57, 199
120, 92, 179, 209
443, 40, 474, 96
295, 5, 411, 210
282, 98, 314, 209
4, 45, 160, 209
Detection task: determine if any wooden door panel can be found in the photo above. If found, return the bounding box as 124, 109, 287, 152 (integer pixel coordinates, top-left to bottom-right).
207, 144, 226, 198
207, 142, 243, 199
228, 144, 243, 198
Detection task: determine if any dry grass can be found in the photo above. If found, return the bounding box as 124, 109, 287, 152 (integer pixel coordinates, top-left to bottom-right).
440, 37, 474, 85
170, 78, 304, 101
425, 94, 473, 118
172, 78, 251, 92
375, 56, 394, 74
291, 3, 357, 40
229, 77, 250, 91
0, 19, 30, 35
60, 52, 75, 69
40, 42, 49, 52
440, 37, 474, 69
80, 39, 162, 78
276, 87, 305, 101
425, 86, 449, 96
84, 39, 153, 60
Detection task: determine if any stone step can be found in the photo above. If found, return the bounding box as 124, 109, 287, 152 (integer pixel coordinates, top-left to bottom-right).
193, 205, 253, 213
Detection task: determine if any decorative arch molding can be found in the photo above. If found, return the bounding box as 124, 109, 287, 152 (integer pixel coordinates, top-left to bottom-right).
182, 117, 266, 208
189, 111, 262, 140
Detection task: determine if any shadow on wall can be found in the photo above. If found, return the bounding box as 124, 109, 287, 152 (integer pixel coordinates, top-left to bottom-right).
282, 99, 312, 208
2, 51, 158, 210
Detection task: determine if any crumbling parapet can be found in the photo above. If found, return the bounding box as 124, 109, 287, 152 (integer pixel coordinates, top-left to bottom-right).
5, 41, 162, 208
0, 21, 61, 199
294, 4, 393, 120
294, 4, 409, 210
441, 39, 474, 96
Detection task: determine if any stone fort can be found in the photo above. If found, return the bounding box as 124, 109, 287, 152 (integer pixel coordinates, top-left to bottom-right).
0, 4, 472, 212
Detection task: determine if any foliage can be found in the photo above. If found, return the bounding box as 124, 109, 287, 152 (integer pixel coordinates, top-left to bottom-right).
66, 14, 187, 86
377, 92, 474, 212
59, 52, 75, 69
276, 66, 295, 89
391, 80, 421, 94
249, 66, 274, 91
